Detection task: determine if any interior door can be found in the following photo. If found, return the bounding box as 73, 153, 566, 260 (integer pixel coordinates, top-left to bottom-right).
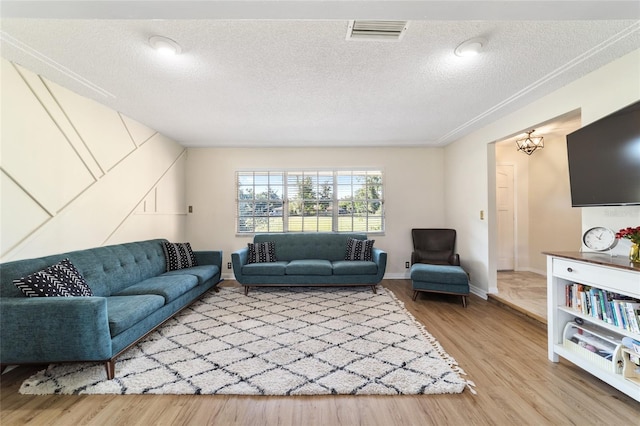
496, 164, 515, 271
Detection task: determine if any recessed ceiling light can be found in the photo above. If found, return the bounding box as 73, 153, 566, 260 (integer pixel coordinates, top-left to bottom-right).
149, 35, 182, 56
454, 38, 485, 57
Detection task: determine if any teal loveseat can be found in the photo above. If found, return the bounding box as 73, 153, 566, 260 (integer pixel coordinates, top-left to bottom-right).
232, 233, 386, 294
0, 239, 222, 379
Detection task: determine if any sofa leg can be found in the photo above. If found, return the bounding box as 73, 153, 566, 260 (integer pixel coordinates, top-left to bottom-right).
462, 295, 468, 308
370, 285, 377, 294
412, 290, 419, 301
214, 287, 220, 293
105, 360, 116, 380
244, 286, 249, 296
0, 364, 8, 374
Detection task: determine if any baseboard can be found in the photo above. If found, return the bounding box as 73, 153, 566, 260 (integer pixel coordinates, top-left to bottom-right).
470, 284, 488, 300
222, 272, 236, 280
383, 272, 412, 279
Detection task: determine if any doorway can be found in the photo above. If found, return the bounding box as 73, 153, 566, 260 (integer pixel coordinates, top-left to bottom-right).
496, 164, 515, 271
492, 112, 582, 321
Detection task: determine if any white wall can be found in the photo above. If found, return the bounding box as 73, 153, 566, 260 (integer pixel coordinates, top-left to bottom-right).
495, 123, 583, 275
445, 49, 640, 296
185, 147, 445, 278
0, 59, 188, 261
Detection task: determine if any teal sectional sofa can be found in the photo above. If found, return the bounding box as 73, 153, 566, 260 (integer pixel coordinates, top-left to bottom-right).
232, 233, 386, 294
0, 239, 222, 379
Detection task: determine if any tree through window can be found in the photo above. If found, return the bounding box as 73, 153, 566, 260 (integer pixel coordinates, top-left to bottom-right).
236, 170, 384, 233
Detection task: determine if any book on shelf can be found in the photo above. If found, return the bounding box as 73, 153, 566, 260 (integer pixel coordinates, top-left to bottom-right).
624, 302, 640, 334
564, 283, 640, 334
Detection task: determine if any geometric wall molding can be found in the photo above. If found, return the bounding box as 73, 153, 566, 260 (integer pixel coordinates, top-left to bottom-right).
3, 132, 186, 261
13, 62, 103, 180
0, 171, 51, 257
121, 114, 158, 147
1, 59, 187, 262
135, 151, 187, 215
45, 79, 137, 172
0, 59, 95, 215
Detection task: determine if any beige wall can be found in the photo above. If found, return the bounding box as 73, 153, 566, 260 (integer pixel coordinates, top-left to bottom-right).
185, 147, 445, 278
527, 131, 582, 273
0, 59, 188, 261
445, 49, 640, 295
496, 128, 582, 275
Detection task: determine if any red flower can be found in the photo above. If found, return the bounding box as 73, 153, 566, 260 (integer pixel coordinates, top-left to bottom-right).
616, 226, 640, 244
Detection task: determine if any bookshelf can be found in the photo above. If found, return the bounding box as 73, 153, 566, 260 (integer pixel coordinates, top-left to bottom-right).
545, 252, 640, 402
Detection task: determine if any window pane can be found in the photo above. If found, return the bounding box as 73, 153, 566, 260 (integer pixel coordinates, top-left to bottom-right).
237, 170, 383, 233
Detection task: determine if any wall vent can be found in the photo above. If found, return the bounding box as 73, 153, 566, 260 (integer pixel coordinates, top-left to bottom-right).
346, 20, 409, 41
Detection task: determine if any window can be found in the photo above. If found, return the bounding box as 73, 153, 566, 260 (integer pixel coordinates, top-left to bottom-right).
236, 170, 384, 234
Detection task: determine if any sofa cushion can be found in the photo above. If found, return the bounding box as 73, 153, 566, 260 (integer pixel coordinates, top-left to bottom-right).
162, 242, 198, 271
162, 265, 219, 285
13, 258, 93, 298
106, 295, 166, 337
332, 260, 378, 275
247, 242, 277, 264
114, 275, 199, 303
344, 238, 374, 261
242, 261, 288, 276
286, 259, 332, 276
254, 233, 368, 262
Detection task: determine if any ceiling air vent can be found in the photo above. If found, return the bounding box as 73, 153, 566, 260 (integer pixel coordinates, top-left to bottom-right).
346, 20, 409, 41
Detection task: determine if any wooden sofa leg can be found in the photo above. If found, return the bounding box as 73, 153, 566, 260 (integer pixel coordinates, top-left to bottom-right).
371, 285, 377, 294
462, 295, 468, 308
244, 286, 249, 296
105, 360, 116, 380
412, 290, 419, 301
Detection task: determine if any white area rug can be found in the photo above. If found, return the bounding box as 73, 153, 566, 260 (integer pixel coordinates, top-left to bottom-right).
20, 287, 473, 395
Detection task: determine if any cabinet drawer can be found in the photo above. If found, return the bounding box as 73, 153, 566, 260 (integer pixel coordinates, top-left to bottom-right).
553, 258, 639, 295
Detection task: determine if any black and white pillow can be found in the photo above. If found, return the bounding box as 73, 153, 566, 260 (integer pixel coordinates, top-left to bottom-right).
247, 242, 277, 264
162, 242, 198, 271
344, 238, 375, 261
13, 258, 93, 297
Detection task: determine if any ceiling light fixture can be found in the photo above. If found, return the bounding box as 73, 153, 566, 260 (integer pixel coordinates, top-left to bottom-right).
149, 35, 182, 56
516, 130, 545, 155
454, 37, 485, 57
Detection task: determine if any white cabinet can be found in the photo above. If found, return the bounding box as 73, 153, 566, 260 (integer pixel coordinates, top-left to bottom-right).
546, 252, 640, 402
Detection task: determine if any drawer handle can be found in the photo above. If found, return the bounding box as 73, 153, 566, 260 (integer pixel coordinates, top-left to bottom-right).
567, 267, 573, 273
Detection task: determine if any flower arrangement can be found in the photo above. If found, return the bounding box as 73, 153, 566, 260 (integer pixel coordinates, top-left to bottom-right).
616, 226, 640, 245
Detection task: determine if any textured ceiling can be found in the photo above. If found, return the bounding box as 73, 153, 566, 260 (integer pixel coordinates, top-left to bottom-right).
1, 1, 639, 147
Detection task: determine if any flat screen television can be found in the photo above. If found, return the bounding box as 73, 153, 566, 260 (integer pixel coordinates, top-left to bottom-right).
566, 100, 640, 207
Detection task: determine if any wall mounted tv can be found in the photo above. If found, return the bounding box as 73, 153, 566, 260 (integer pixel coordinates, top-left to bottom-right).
566, 100, 640, 207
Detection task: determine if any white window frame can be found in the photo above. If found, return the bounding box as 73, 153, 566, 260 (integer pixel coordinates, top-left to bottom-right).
236, 169, 384, 234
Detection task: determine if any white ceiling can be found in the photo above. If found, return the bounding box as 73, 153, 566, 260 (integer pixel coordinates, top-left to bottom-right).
1, 1, 639, 148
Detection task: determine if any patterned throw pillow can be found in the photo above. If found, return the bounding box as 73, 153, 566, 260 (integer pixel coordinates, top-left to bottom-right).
13, 258, 93, 297
344, 238, 375, 261
247, 242, 277, 264
162, 242, 198, 271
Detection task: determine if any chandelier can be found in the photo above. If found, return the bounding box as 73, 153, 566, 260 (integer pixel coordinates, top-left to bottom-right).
516, 130, 544, 155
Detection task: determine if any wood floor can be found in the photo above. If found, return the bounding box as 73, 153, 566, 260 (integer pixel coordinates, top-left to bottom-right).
1, 279, 638, 425
492, 271, 547, 323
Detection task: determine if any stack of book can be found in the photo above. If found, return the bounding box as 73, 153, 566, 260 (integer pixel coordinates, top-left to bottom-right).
565, 283, 640, 333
